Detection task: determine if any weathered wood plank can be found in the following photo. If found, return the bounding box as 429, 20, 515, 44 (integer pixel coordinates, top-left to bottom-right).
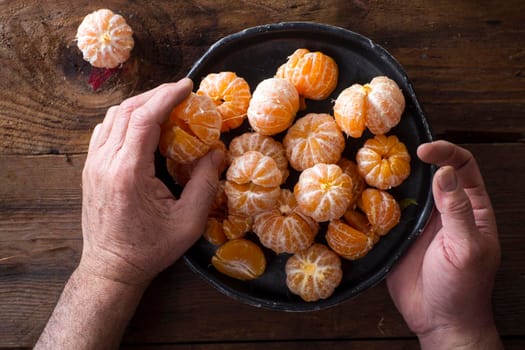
1, 0, 524, 154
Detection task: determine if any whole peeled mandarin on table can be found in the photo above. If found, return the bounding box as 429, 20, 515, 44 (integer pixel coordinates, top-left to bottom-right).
76, 8, 134, 68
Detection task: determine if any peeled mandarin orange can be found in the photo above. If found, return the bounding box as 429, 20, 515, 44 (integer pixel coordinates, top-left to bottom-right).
333, 84, 367, 138
326, 220, 374, 260
223, 214, 253, 240
337, 157, 367, 209
276, 48, 339, 100
76, 9, 134, 69
283, 113, 345, 171
211, 238, 266, 280
160, 93, 222, 164
204, 217, 227, 246
247, 78, 300, 135
356, 134, 411, 190
159, 124, 210, 164
333, 76, 405, 137
253, 189, 319, 254
365, 76, 405, 135
285, 243, 343, 302
228, 132, 289, 182
226, 151, 283, 187
294, 163, 353, 222
197, 72, 251, 132
342, 209, 379, 244
359, 188, 401, 236
224, 181, 280, 217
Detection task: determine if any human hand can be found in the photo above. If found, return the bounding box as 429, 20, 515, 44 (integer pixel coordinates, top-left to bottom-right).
80, 78, 225, 288
387, 141, 502, 349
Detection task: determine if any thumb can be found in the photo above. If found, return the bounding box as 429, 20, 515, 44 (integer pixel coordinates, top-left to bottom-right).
434, 165, 478, 239
178, 149, 225, 224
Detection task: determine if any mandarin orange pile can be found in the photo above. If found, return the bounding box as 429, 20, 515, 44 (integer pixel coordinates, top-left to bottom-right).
160, 48, 413, 302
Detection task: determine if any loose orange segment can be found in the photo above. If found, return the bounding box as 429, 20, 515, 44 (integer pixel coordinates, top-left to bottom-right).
337, 157, 367, 209
253, 189, 319, 254
283, 113, 345, 171
76, 9, 134, 68
333, 76, 405, 137
356, 134, 411, 190
276, 48, 339, 100
228, 132, 289, 182
285, 243, 343, 302
204, 217, 227, 246
294, 163, 353, 222
359, 188, 401, 236
197, 72, 251, 132
223, 214, 253, 240
224, 181, 280, 216
212, 239, 266, 280
226, 151, 283, 187
160, 92, 222, 164
326, 220, 374, 260
247, 78, 300, 135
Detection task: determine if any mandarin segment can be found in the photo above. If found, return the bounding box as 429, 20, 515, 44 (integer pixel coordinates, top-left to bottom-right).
294, 163, 353, 222
326, 220, 374, 260
247, 78, 300, 135
225, 181, 280, 216
223, 214, 253, 240
285, 243, 343, 302
359, 188, 401, 236
204, 217, 227, 246
356, 134, 411, 190
228, 132, 289, 181
276, 48, 339, 100
212, 239, 266, 280
337, 157, 367, 209
253, 189, 319, 254
333, 76, 405, 137
76, 9, 134, 68
342, 209, 379, 244
226, 151, 283, 187
284, 113, 345, 171
197, 72, 251, 132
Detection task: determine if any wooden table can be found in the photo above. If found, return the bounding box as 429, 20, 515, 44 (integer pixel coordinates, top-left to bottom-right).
1, 1, 524, 349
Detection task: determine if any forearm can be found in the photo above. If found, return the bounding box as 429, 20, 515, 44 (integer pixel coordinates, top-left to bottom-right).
418, 323, 504, 350
34, 265, 145, 350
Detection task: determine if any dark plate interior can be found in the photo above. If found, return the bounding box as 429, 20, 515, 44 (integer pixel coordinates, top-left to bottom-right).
156, 22, 434, 311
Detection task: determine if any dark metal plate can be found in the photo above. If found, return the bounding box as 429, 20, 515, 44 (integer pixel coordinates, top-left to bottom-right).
158, 22, 434, 311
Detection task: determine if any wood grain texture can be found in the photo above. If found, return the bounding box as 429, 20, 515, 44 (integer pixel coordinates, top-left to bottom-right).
1, 0, 524, 154
1, 144, 524, 347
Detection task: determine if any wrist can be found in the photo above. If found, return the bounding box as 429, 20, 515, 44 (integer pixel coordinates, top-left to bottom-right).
418, 322, 503, 350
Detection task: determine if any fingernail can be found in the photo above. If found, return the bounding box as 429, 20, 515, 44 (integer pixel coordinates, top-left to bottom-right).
437, 166, 457, 192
